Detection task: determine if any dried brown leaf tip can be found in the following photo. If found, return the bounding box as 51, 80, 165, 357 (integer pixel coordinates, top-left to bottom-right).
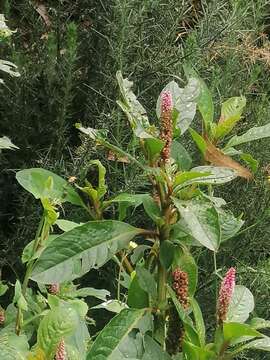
35, 2, 52, 28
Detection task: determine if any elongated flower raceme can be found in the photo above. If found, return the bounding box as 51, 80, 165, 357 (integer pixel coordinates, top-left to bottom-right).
217, 267, 236, 323
55, 339, 66, 360
0, 307, 5, 325
160, 90, 173, 162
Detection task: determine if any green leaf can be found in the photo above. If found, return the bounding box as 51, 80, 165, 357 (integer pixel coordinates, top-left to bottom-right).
142, 335, 172, 360
37, 302, 80, 359
76, 123, 107, 141
107, 193, 147, 220
239, 336, 270, 352
227, 285, 254, 323
189, 128, 207, 155
31, 220, 143, 283
110, 331, 144, 360
13, 280, 28, 311
190, 298, 205, 346
117, 71, 154, 138
89, 160, 107, 199
0, 281, 8, 296
223, 322, 261, 342
86, 308, 145, 360
91, 300, 128, 313
156, 79, 200, 135
160, 241, 175, 269
183, 66, 214, 132
136, 266, 157, 299
68, 287, 110, 301
173, 198, 221, 252
225, 123, 270, 148
173, 171, 211, 188
171, 140, 192, 171
191, 166, 238, 184
249, 318, 270, 330
128, 273, 149, 309
182, 341, 216, 360
142, 195, 162, 224
173, 248, 198, 296
218, 209, 244, 243
213, 96, 246, 140
56, 219, 83, 232
0, 136, 19, 150
240, 153, 259, 173
16, 168, 83, 206
144, 138, 165, 161
0, 334, 29, 360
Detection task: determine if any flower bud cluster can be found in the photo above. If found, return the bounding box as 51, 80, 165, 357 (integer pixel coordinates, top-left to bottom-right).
0, 308, 5, 325
217, 267, 236, 323
172, 268, 189, 310
48, 283, 60, 295
160, 91, 173, 162
55, 339, 66, 360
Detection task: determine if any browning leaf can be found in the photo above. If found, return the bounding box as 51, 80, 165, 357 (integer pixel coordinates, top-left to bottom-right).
35, 3, 52, 28
204, 140, 253, 179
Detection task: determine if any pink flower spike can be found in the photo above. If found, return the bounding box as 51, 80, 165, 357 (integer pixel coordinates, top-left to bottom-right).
55, 339, 66, 360
161, 91, 173, 113
217, 267, 236, 323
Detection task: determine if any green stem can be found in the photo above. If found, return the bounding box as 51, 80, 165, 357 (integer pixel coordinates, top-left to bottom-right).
16, 214, 45, 335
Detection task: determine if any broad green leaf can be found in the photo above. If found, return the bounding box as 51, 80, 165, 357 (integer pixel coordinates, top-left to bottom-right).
173, 171, 211, 189
190, 298, 205, 346
225, 123, 270, 148
107, 193, 147, 220
65, 318, 90, 360
86, 308, 145, 360
37, 302, 79, 359
189, 128, 207, 155
183, 66, 214, 132
142, 195, 162, 224
173, 248, 198, 296
240, 153, 259, 173
56, 219, 83, 232
191, 166, 238, 185
31, 220, 143, 283
239, 336, 270, 352
142, 335, 172, 360
136, 266, 157, 299
0, 136, 18, 150
16, 168, 83, 206
213, 96, 246, 139
0, 334, 29, 360
218, 209, 244, 243
110, 331, 144, 360
182, 341, 216, 360
67, 287, 110, 301
144, 138, 165, 161
156, 79, 200, 135
128, 273, 149, 309
223, 322, 261, 342
160, 241, 175, 269
91, 300, 128, 313
117, 71, 154, 138
249, 318, 270, 330
227, 285, 254, 323
173, 198, 220, 251
171, 140, 192, 171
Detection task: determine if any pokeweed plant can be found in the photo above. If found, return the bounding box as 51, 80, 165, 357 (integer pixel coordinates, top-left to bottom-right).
0, 70, 270, 360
